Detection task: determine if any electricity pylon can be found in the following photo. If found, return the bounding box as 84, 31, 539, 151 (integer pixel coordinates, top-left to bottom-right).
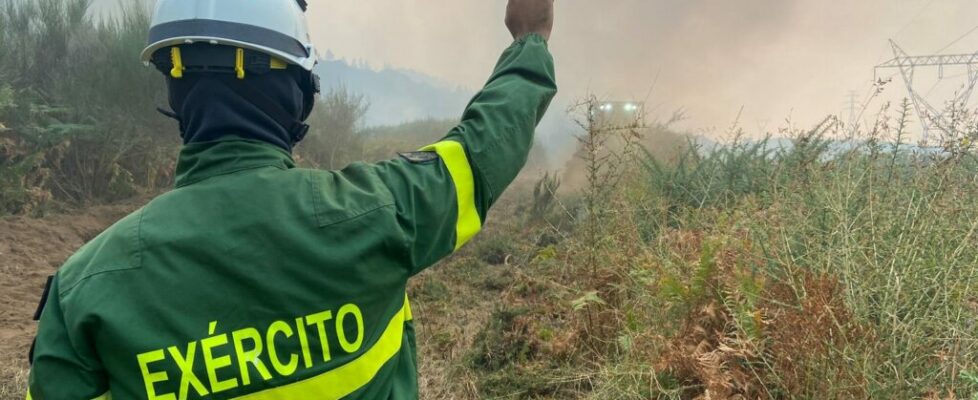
875, 40, 978, 141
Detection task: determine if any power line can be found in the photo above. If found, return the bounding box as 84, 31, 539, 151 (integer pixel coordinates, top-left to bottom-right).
893, 0, 937, 39
935, 24, 978, 54
924, 79, 942, 97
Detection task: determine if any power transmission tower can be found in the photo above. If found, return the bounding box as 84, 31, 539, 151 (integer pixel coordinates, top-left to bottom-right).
845, 90, 859, 128
875, 40, 978, 142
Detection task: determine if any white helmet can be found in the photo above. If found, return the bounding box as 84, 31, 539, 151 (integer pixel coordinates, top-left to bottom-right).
140, 0, 317, 71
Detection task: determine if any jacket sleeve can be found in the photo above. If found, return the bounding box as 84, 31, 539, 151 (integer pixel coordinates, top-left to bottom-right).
374, 33, 557, 274
27, 275, 110, 400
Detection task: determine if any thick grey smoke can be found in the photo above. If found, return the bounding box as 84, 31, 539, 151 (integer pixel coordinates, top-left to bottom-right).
95, 0, 978, 142
310, 0, 978, 137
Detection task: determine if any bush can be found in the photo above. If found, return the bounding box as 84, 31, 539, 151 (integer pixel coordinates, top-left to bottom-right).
469, 307, 537, 372
0, 0, 175, 212
636, 109, 978, 397
298, 86, 370, 169
0, 86, 53, 214
474, 99, 978, 399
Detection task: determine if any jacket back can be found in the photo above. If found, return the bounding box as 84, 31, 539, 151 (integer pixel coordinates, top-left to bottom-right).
27, 33, 556, 400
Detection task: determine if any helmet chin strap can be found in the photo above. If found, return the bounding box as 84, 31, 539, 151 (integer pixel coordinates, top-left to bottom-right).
213, 76, 311, 145
156, 106, 186, 137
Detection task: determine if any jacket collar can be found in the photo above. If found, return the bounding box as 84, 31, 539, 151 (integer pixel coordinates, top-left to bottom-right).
174, 138, 296, 188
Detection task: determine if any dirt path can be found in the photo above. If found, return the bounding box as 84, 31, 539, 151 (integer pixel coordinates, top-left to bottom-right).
0, 204, 139, 399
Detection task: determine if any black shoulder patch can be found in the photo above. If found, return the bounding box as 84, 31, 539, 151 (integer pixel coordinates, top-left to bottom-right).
398, 151, 440, 164
30, 275, 54, 365
33, 275, 53, 321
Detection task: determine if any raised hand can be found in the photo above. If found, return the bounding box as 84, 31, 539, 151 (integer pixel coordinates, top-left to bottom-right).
505, 0, 555, 41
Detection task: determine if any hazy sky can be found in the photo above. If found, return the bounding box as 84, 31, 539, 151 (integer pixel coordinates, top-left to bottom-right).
308, 0, 978, 136
91, 0, 978, 138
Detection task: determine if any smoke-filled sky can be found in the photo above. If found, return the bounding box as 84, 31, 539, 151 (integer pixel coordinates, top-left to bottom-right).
308, 0, 978, 135
91, 0, 978, 137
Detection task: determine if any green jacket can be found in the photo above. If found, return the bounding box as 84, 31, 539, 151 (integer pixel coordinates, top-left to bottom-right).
27, 34, 556, 400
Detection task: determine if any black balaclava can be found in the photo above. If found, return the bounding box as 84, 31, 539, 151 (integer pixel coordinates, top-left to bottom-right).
166, 71, 305, 152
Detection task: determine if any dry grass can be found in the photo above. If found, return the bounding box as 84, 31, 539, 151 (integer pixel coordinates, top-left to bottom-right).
430, 99, 978, 399
0, 368, 28, 400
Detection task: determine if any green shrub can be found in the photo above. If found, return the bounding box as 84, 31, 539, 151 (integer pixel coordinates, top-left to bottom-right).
298, 86, 370, 169
469, 307, 536, 372
0, 0, 175, 211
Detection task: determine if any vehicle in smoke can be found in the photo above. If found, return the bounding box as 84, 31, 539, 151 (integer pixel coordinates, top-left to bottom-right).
595, 101, 645, 128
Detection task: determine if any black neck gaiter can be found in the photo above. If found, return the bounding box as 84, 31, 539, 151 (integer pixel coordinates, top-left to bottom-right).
166, 72, 305, 152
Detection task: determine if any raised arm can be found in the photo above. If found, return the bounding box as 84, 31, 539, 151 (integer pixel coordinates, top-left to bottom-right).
370, 0, 557, 273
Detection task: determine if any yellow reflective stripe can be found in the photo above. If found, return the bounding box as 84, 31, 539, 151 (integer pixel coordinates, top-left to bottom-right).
419, 140, 482, 250
25, 390, 30, 400
404, 294, 413, 322
233, 302, 409, 400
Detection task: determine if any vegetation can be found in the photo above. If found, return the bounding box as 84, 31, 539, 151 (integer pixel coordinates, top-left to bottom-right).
0, 0, 438, 215
0, 0, 172, 212
415, 98, 978, 399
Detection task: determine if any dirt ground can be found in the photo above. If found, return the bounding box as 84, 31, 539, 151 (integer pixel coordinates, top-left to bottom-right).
0, 203, 139, 399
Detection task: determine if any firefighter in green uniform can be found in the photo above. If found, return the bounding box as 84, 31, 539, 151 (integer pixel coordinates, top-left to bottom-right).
26, 0, 556, 398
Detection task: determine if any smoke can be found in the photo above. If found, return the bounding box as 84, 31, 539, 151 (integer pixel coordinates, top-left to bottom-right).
309, 0, 977, 136
550, 0, 799, 127
93, 0, 978, 144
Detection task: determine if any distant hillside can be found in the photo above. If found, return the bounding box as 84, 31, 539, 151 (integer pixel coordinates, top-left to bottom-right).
315, 56, 474, 127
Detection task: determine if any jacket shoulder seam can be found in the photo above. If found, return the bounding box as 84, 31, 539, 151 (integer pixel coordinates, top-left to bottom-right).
310, 167, 396, 227
318, 203, 395, 228
58, 208, 146, 296
136, 206, 145, 269
58, 266, 142, 297
176, 163, 288, 188
309, 169, 322, 222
